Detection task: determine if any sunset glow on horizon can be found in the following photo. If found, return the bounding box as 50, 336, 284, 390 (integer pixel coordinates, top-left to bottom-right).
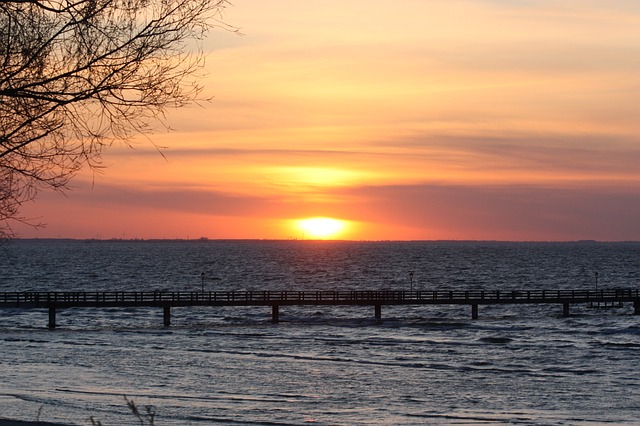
295, 217, 348, 240
12, 0, 640, 241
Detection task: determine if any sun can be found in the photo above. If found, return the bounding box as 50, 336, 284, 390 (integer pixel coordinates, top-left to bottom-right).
296, 217, 347, 240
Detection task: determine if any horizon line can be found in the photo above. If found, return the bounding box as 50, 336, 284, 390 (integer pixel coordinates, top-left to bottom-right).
9, 237, 640, 244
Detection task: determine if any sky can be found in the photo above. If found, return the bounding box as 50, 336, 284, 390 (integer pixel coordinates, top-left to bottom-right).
14, 0, 640, 240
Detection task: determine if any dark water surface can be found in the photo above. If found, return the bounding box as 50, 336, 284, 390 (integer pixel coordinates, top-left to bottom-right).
1, 240, 639, 425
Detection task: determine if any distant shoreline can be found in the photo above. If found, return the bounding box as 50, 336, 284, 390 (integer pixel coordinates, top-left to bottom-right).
7, 238, 640, 244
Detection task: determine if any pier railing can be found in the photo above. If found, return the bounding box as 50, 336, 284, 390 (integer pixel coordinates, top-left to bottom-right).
1, 289, 638, 328
1, 289, 638, 306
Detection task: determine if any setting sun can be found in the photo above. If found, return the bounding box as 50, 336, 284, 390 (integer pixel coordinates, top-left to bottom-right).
8, 0, 640, 243
296, 217, 347, 240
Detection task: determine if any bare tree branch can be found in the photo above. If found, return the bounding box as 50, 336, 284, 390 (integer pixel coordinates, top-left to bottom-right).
1, 0, 238, 236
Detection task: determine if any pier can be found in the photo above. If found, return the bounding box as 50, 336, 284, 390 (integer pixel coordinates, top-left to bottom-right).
1, 289, 639, 329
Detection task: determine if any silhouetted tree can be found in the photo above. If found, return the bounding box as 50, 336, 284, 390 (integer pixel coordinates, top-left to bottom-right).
0, 0, 235, 237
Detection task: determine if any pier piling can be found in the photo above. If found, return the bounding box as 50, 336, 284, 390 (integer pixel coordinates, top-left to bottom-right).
48, 305, 56, 330
163, 306, 171, 327
563, 303, 570, 317
272, 305, 279, 323
635, 301, 640, 315
374, 304, 382, 320
471, 304, 478, 320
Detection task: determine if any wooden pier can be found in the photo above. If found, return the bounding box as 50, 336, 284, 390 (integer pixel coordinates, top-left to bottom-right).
1, 289, 639, 329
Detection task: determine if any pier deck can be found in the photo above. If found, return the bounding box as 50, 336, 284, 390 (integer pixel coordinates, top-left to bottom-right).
1, 289, 639, 328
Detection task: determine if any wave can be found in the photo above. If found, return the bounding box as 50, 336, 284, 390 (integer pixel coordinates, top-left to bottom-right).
598, 341, 640, 349
478, 336, 513, 344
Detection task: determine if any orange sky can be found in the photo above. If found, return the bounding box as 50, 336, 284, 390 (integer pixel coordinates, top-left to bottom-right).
14, 0, 640, 240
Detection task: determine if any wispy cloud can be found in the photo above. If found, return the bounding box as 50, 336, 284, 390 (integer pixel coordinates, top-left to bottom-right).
337, 182, 640, 241
15, 0, 640, 240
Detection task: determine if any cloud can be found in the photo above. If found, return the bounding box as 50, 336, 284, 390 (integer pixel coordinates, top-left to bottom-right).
62, 183, 279, 217
58, 178, 640, 241
14, 0, 640, 241
337, 182, 640, 241
389, 133, 640, 178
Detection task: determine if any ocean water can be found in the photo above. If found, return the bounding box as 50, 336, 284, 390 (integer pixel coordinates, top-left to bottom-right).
0, 240, 639, 425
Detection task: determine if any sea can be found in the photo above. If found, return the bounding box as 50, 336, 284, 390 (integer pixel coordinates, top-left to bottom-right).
0, 239, 639, 425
